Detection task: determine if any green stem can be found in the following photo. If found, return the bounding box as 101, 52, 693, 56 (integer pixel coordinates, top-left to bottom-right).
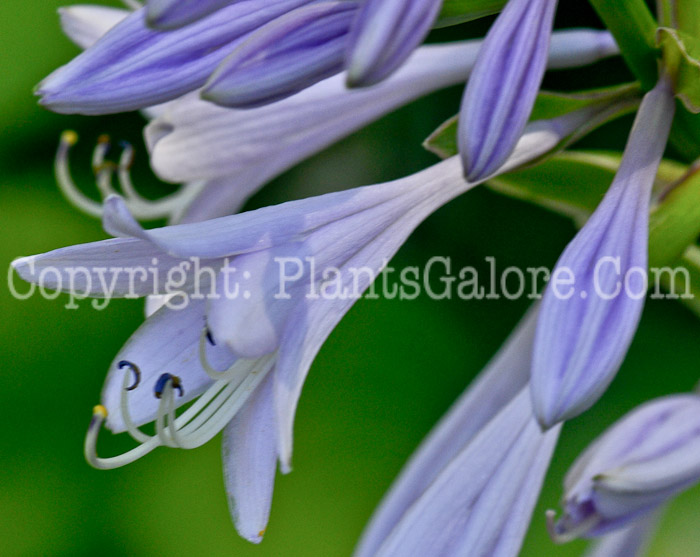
588, 0, 659, 89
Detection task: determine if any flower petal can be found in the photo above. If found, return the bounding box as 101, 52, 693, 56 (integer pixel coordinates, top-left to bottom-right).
146, 0, 235, 29
203, 1, 357, 108
59, 5, 129, 49
10, 238, 214, 297
101, 299, 237, 432
222, 372, 278, 544
370, 389, 560, 556
345, 0, 443, 86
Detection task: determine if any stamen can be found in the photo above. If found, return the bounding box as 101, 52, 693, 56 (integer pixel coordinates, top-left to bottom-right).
54, 131, 201, 221
85, 403, 159, 470
85, 354, 276, 467
545, 510, 601, 544
118, 360, 141, 391
198, 329, 249, 381
119, 362, 153, 444
55, 131, 103, 218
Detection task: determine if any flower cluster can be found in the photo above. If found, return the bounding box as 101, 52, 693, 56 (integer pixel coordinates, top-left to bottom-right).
12, 0, 700, 554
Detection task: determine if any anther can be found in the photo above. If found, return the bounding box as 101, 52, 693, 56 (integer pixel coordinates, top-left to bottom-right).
154, 373, 184, 399
118, 360, 141, 391
93, 404, 108, 419
206, 328, 216, 346
61, 130, 78, 146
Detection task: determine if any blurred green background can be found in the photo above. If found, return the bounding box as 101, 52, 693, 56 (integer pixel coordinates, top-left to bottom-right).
2, 1, 700, 555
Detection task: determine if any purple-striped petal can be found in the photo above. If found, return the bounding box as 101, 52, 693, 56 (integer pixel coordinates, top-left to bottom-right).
203, 2, 359, 108
38, 1, 313, 114
458, 0, 558, 181
531, 77, 676, 429
146, 0, 237, 29
345, 0, 443, 86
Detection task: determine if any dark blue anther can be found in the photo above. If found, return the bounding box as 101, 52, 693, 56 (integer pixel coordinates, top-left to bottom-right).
118, 360, 141, 391
206, 328, 216, 346
154, 373, 184, 399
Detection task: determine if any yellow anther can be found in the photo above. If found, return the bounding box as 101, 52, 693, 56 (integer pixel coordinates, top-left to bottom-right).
97, 134, 111, 144
61, 130, 79, 146
93, 404, 108, 419
258, 529, 266, 538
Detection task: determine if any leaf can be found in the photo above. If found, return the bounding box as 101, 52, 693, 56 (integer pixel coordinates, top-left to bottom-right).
434, 0, 506, 28
649, 161, 700, 268
658, 27, 700, 114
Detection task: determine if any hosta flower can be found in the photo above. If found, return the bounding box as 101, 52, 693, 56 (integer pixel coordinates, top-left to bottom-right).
345, 0, 443, 86
458, 0, 559, 181
548, 394, 700, 542
13, 113, 592, 540
531, 76, 676, 428
356, 307, 562, 556
56, 5, 619, 224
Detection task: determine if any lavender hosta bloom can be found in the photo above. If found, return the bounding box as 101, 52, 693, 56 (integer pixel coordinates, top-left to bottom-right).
53, 6, 618, 223
13, 114, 585, 472
548, 394, 700, 542
345, 0, 443, 87
531, 77, 676, 429
459, 0, 558, 181
37, 0, 314, 114
203, 1, 360, 108
146, 30, 620, 217
146, 0, 238, 29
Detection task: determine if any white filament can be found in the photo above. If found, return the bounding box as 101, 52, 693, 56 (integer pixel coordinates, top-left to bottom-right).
55, 131, 200, 221
85, 352, 275, 469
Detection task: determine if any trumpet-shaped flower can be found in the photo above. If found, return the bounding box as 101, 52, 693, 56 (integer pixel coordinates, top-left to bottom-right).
458, 0, 559, 181
13, 112, 593, 538
345, 0, 443, 87
531, 77, 676, 428
548, 394, 700, 542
